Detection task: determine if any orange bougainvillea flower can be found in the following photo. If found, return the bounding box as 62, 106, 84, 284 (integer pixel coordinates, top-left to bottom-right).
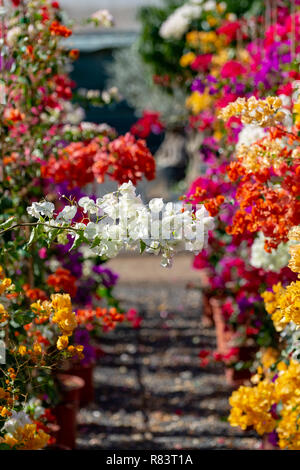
3, 153, 18, 166
76, 306, 125, 331
26, 45, 34, 59
23, 284, 47, 302
3, 108, 25, 125
42, 134, 156, 189
50, 21, 72, 38
47, 267, 77, 297
69, 49, 79, 60
204, 195, 225, 216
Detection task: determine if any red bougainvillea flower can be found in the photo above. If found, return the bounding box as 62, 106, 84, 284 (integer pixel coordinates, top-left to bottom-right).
131, 111, 164, 139
42, 134, 155, 188
198, 349, 210, 359
217, 20, 242, 43
152, 74, 170, 87
47, 267, 77, 297
92, 132, 155, 185
190, 54, 212, 72
52, 74, 74, 100
215, 93, 238, 110
221, 60, 247, 79
222, 302, 234, 320
126, 308, 142, 328
246, 327, 260, 336
276, 82, 293, 96
11, 0, 21, 6
41, 140, 98, 188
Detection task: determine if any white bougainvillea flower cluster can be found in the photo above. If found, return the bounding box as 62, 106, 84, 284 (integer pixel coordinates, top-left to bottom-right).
90, 9, 114, 27
159, 0, 208, 40
3, 411, 32, 435
250, 232, 292, 273
27, 181, 214, 268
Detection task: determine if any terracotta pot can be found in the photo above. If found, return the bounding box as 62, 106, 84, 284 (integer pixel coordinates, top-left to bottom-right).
45, 423, 60, 449
52, 374, 84, 449
53, 403, 78, 450
225, 367, 252, 387
210, 297, 257, 387
210, 297, 231, 353
201, 291, 214, 328
56, 373, 84, 404
47, 444, 72, 450
64, 363, 95, 406
199, 269, 211, 289
46, 423, 71, 451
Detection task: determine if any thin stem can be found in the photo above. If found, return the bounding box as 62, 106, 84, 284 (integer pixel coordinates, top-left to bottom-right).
0, 221, 84, 236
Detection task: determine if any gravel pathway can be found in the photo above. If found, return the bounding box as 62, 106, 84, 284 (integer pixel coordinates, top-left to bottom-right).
76, 279, 260, 450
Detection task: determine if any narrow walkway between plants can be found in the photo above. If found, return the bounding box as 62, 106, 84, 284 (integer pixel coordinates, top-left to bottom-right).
76, 256, 260, 450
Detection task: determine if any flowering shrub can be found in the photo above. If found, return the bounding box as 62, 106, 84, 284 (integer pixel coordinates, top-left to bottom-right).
41, 133, 156, 188
0, 0, 158, 449
2, 0, 300, 451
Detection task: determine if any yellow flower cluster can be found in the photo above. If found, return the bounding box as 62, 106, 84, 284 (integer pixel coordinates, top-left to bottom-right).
67, 344, 84, 360
275, 360, 300, 403
185, 30, 224, 51
50, 293, 77, 350
186, 91, 212, 115
229, 380, 276, 435
0, 303, 9, 324
0, 381, 15, 418
17, 343, 42, 358
236, 137, 291, 172
277, 280, 300, 326
261, 282, 288, 331
229, 361, 300, 449
30, 299, 52, 319
0, 406, 12, 418
180, 52, 196, 68
261, 227, 300, 333
277, 398, 300, 449
1, 424, 50, 450
0, 277, 12, 295
218, 96, 285, 126
0, 267, 13, 323
261, 347, 279, 372
288, 228, 300, 275
289, 226, 300, 242
31, 294, 84, 357
288, 244, 300, 274
211, 48, 229, 70
262, 277, 300, 329
293, 94, 300, 128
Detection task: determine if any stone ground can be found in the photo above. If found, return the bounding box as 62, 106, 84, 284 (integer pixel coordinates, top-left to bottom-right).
76, 255, 261, 450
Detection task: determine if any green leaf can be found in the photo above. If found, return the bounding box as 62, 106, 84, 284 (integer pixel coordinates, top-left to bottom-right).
0, 443, 12, 450
140, 240, 146, 254
69, 232, 84, 251
13, 310, 35, 327
26, 227, 37, 248
0, 217, 15, 230
47, 228, 59, 247
90, 236, 101, 249
9, 319, 21, 328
